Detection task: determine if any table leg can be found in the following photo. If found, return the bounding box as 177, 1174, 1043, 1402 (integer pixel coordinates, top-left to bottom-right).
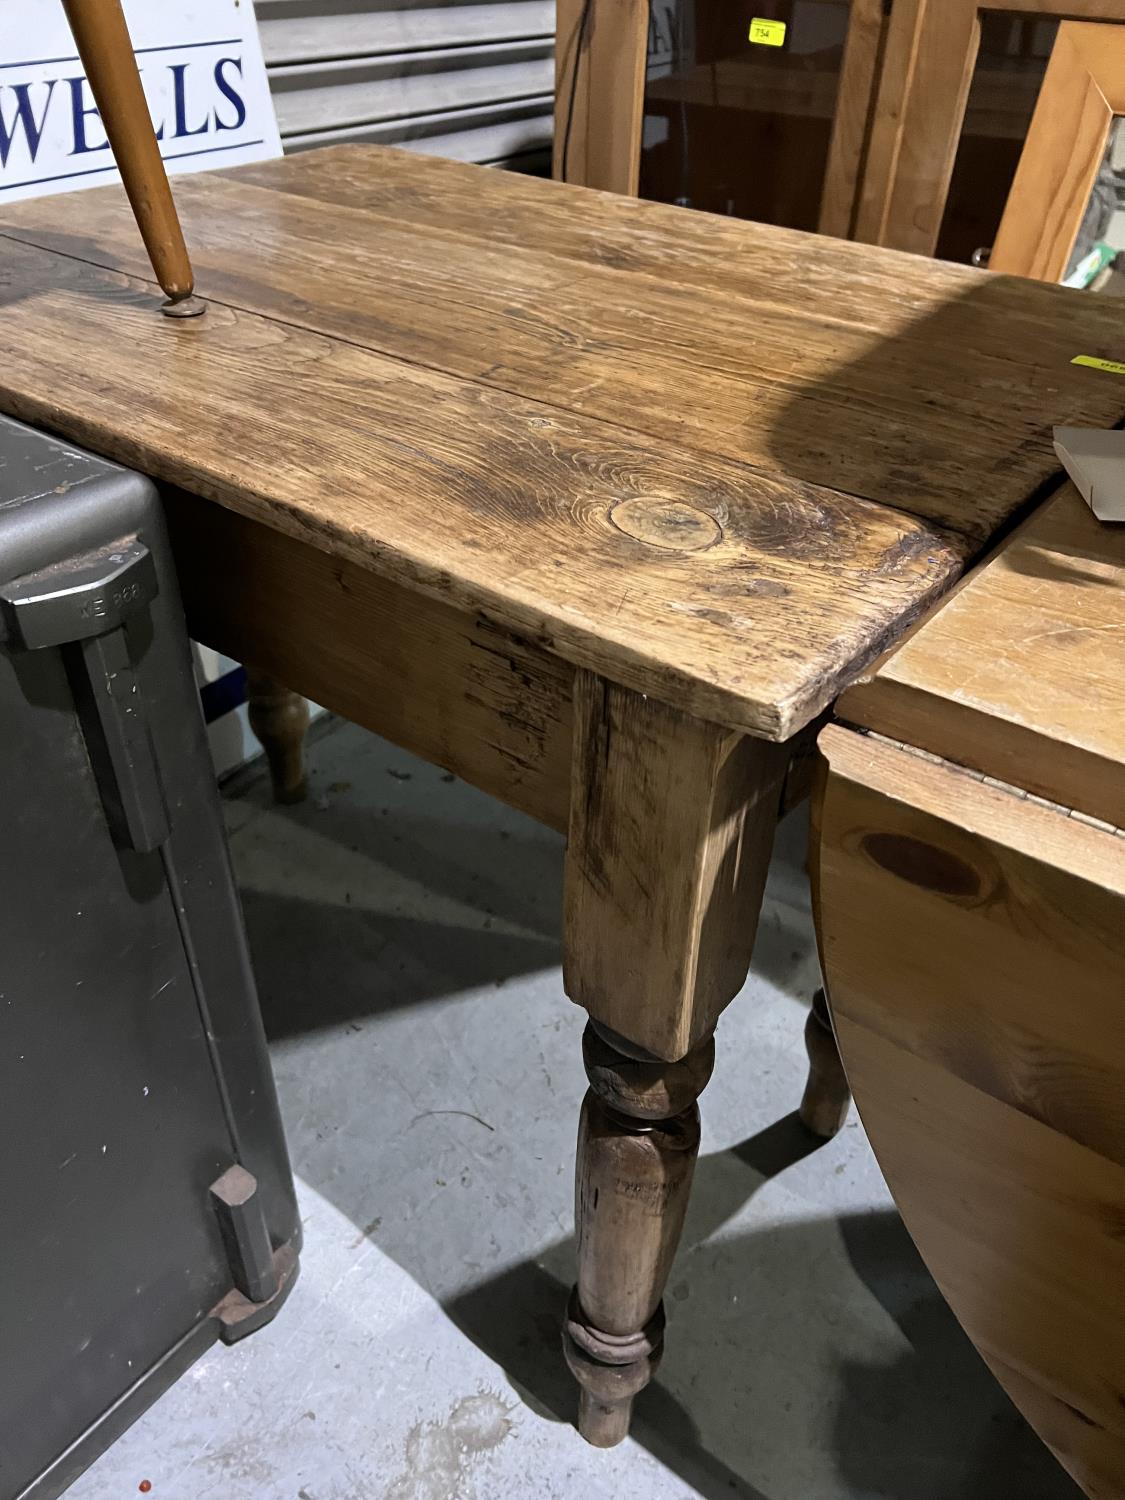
562, 670, 787, 1444
798, 987, 852, 1138
564, 1022, 714, 1445
246, 669, 310, 804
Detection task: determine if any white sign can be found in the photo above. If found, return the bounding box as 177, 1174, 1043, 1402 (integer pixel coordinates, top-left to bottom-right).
0, 0, 281, 203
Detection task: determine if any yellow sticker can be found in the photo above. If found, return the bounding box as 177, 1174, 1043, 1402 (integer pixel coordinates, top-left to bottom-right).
1073, 355, 1125, 376
749, 17, 787, 46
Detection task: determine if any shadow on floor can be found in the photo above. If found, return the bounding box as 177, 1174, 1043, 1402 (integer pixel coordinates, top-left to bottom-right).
442, 1136, 1082, 1500
229, 726, 816, 1041
445, 1252, 771, 1500
239, 883, 562, 1039
229, 732, 1077, 1499
230, 735, 566, 1036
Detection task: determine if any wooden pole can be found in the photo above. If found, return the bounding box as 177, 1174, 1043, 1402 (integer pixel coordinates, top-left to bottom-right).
60, 0, 204, 316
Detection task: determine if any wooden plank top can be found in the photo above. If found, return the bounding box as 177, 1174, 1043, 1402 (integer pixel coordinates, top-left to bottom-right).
2, 145, 1123, 739
838, 483, 1125, 827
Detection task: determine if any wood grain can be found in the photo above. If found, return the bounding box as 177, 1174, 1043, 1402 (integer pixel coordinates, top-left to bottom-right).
0, 232, 967, 741
166, 496, 573, 832
815, 725, 1125, 1499
838, 483, 1125, 829
819, 0, 888, 239
992, 23, 1125, 281
7, 148, 1121, 747
854, 0, 973, 251
171, 497, 820, 832
553, 0, 648, 192
229, 141, 987, 305
7, 149, 1125, 539
564, 672, 787, 1060
858, 0, 1125, 255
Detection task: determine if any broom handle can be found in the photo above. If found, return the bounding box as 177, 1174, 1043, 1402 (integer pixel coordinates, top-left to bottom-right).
61, 0, 199, 308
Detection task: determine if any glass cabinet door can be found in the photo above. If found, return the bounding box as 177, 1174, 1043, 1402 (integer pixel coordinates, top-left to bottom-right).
937, 14, 1058, 265
639, 0, 854, 229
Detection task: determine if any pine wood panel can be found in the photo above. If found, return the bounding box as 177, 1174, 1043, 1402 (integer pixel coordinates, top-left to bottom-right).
815, 725, 1125, 1500
5, 149, 1125, 541
165, 495, 574, 832
992, 23, 1125, 282
0, 233, 963, 741
858, 0, 1125, 255
553, 0, 647, 192
564, 673, 787, 1059
819, 0, 888, 238
173, 495, 822, 838
838, 483, 1125, 829
231, 141, 984, 305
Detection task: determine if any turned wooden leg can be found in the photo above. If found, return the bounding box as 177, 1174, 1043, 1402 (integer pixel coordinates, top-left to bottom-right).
798, 987, 852, 1138
564, 1022, 714, 1445
245, 669, 310, 804
563, 671, 789, 1444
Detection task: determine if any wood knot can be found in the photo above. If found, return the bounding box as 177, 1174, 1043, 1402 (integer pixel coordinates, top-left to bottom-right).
861, 832, 984, 900
609, 497, 723, 552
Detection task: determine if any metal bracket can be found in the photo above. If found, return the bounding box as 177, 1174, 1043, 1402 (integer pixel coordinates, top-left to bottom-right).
0, 535, 157, 651
0, 535, 169, 852
210, 1164, 280, 1306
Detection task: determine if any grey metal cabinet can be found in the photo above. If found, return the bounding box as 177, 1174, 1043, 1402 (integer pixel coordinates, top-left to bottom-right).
0, 416, 299, 1500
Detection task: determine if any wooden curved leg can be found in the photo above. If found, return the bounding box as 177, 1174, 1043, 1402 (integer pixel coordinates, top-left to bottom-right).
246, 669, 309, 804
799, 987, 852, 1138
564, 1023, 714, 1445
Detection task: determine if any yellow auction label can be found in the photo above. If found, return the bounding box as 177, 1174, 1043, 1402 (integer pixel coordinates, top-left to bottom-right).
1073, 355, 1125, 376
749, 17, 787, 45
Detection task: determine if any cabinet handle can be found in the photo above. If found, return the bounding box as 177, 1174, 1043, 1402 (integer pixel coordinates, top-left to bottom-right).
1, 536, 170, 852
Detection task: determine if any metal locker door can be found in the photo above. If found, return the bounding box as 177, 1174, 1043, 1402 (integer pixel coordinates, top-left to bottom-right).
0, 415, 300, 1500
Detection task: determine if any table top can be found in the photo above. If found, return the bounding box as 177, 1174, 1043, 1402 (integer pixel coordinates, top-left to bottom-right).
838, 480, 1125, 828
2, 145, 1124, 740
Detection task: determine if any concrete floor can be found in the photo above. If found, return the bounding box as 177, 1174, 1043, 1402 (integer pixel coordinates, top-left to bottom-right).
72, 717, 1080, 1500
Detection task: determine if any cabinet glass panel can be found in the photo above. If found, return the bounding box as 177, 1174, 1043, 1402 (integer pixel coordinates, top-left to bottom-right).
937, 14, 1058, 265
1067, 118, 1125, 292
639, 0, 853, 229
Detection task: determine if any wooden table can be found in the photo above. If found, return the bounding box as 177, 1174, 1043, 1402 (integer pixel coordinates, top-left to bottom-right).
2, 144, 1124, 1448
816, 482, 1125, 1498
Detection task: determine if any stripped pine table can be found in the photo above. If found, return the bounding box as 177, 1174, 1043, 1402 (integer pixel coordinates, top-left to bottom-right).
2, 145, 1124, 1445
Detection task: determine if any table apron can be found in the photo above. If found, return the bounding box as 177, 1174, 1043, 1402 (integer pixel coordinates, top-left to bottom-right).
166, 495, 817, 843
165, 493, 575, 833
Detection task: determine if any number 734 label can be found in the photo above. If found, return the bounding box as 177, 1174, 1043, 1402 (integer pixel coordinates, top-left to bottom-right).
749, 18, 787, 46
